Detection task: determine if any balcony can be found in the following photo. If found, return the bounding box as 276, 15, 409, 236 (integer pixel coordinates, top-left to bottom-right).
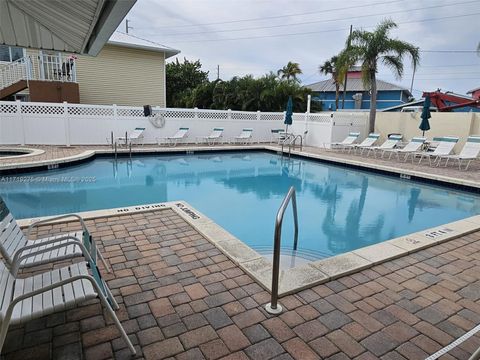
0, 54, 79, 102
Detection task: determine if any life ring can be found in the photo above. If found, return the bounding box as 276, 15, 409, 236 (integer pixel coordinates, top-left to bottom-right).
149, 113, 166, 128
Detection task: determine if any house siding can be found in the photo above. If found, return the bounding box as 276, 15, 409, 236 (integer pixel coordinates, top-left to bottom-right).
313, 90, 408, 111
75, 44, 166, 106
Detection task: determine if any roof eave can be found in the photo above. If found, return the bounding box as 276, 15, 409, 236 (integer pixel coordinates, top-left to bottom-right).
107, 40, 181, 58
84, 0, 137, 56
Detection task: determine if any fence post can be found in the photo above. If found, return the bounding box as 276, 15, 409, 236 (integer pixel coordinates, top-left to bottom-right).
194, 107, 198, 121
17, 100, 26, 146
112, 104, 118, 141
227, 109, 232, 121
63, 101, 70, 146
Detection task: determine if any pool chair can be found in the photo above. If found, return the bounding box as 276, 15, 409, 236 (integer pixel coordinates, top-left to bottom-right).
0, 259, 136, 355
157, 127, 189, 147
324, 132, 360, 150
366, 134, 403, 158
0, 197, 110, 274
416, 136, 459, 166
437, 135, 480, 170
345, 133, 380, 154
383, 137, 427, 161
197, 127, 224, 145
117, 127, 145, 146
270, 129, 286, 144
234, 128, 253, 144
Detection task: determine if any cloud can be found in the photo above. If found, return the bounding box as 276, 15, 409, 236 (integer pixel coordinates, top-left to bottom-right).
123, 0, 480, 96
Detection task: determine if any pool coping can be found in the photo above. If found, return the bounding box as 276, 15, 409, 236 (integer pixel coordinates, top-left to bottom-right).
0, 147, 45, 161
16, 201, 480, 297
1, 144, 478, 192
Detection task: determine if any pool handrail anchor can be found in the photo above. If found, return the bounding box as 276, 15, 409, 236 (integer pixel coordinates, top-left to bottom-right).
265, 186, 299, 315
114, 141, 117, 161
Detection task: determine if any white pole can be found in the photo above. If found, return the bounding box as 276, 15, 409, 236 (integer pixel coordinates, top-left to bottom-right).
307, 94, 311, 114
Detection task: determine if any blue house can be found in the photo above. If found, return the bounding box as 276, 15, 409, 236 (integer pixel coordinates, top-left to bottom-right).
305, 67, 412, 111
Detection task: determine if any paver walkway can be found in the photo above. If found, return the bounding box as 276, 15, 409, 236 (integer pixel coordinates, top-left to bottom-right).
3, 209, 480, 360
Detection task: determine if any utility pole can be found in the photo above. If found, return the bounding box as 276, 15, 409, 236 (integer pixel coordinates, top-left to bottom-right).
410, 64, 416, 95
217, 65, 220, 80
125, 19, 133, 34
341, 25, 353, 109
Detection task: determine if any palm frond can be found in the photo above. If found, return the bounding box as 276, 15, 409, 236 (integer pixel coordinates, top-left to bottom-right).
382, 55, 403, 79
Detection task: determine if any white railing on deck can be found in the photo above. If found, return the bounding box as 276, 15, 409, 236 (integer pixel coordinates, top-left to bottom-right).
0, 54, 77, 90
0, 58, 28, 89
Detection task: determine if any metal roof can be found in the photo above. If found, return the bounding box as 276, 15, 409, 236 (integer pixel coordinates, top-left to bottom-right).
0, 0, 136, 56
305, 78, 411, 94
108, 32, 180, 59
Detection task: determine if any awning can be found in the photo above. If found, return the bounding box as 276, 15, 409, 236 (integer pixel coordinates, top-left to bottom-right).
0, 0, 136, 56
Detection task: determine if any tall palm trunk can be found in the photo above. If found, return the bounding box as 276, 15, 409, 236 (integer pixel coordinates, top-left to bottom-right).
335, 82, 340, 110
368, 71, 377, 133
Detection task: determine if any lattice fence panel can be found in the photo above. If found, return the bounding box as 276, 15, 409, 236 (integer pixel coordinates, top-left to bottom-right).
0, 103, 17, 114
260, 112, 284, 121
292, 114, 306, 122
197, 110, 228, 120
162, 109, 195, 119
231, 111, 258, 120
22, 104, 64, 115
309, 113, 332, 123
117, 108, 144, 117
68, 106, 114, 116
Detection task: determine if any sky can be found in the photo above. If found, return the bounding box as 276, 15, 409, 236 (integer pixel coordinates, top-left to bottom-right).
120, 0, 480, 99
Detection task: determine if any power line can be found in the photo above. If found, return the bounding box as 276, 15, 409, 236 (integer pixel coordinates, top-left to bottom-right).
139, 0, 406, 29
420, 50, 480, 53
171, 12, 480, 43
156, 1, 478, 37
421, 63, 480, 67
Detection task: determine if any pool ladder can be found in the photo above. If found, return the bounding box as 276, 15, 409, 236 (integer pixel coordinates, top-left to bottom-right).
113, 140, 133, 161
265, 186, 299, 315
281, 134, 303, 157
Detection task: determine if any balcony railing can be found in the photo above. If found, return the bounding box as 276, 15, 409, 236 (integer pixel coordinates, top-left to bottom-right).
0, 54, 77, 90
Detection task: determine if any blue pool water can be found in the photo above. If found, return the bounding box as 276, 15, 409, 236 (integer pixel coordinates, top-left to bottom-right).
2, 151, 479, 264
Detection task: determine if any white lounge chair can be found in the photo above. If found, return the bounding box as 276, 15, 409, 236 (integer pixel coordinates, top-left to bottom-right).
0, 260, 136, 355
270, 129, 285, 144
157, 127, 189, 147
197, 127, 224, 145
366, 134, 403, 158
0, 198, 110, 273
117, 127, 145, 146
345, 133, 380, 154
416, 136, 459, 166
383, 137, 427, 161
324, 132, 360, 150
234, 128, 253, 144
437, 135, 480, 170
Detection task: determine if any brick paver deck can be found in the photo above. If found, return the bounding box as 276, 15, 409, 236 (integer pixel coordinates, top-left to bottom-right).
3, 209, 480, 360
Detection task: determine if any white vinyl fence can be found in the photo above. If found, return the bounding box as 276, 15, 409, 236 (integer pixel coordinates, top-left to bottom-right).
0, 101, 368, 148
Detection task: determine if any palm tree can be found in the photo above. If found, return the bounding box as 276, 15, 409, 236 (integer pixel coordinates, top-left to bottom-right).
319, 55, 347, 110
344, 20, 420, 132
277, 62, 302, 82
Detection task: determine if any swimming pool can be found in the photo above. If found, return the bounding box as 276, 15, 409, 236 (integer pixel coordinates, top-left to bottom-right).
2, 151, 479, 265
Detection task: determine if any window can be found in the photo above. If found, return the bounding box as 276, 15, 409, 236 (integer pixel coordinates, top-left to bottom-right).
0, 45, 24, 62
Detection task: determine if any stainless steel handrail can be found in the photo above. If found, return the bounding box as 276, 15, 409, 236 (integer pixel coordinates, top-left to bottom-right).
265, 186, 299, 315
289, 135, 303, 156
